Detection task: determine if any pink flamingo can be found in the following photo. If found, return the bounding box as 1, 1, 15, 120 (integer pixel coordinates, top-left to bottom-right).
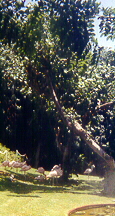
35, 175, 46, 182
8, 161, 16, 168
37, 167, 45, 175
84, 164, 95, 179
20, 165, 31, 172
20, 165, 31, 178
47, 166, 63, 185
0, 160, 9, 169
51, 164, 61, 171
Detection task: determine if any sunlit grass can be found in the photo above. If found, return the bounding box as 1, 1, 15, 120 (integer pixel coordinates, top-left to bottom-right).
0, 166, 115, 216
0, 144, 114, 215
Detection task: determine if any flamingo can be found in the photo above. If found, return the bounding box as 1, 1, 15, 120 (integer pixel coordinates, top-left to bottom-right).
20, 165, 31, 172
12, 161, 27, 168
51, 164, 61, 171
46, 167, 63, 185
19, 161, 27, 167
8, 161, 16, 168
36, 167, 45, 175
0, 160, 9, 169
8, 161, 27, 172
20, 164, 31, 178
34, 175, 46, 182
51, 164, 63, 176
12, 162, 21, 168
84, 164, 95, 179
11, 161, 25, 172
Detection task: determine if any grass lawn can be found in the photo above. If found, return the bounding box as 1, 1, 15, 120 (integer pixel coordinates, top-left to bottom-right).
0, 167, 115, 216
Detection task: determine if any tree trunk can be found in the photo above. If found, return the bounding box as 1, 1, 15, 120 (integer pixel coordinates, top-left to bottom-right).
55, 126, 72, 180
35, 142, 41, 168
103, 170, 115, 195
62, 144, 72, 181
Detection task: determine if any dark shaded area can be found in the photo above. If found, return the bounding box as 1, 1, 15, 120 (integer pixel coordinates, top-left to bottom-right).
1, 91, 61, 169
0, 170, 104, 196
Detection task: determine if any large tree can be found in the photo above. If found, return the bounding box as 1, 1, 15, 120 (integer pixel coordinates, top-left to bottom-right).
1, 0, 115, 189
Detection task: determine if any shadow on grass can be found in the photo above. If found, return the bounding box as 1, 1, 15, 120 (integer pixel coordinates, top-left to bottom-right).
74, 179, 103, 191
67, 179, 115, 198
0, 171, 68, 194
0, 170, 112, 197
7, 194, 42, 198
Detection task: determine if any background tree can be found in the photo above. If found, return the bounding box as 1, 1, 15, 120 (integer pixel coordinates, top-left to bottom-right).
99, 7, 115, 41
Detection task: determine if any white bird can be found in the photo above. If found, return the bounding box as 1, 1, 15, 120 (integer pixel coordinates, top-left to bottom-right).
84, 164, 95, 178
37, 167, 45, 175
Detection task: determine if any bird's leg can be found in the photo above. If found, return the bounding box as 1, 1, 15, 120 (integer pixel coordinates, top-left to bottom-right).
52, 177, 54, 186
23, 171, 26, 180
55, 177, 58, 186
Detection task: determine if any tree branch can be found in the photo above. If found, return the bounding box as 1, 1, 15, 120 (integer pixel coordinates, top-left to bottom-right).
96, 101, 115, 110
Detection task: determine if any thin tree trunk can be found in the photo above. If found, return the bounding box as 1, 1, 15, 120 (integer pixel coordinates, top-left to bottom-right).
35, 142, 41, 168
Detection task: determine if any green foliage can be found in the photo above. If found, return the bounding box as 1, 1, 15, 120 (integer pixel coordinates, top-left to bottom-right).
76, 48, 115, 158
0, 0, 24, 45
48, 0, 99, 56
99, 7, 115, 40
0, 0, 100, 58
0, 143, 21, 163
1, 0, 115, 172
0, 44, 30, 95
